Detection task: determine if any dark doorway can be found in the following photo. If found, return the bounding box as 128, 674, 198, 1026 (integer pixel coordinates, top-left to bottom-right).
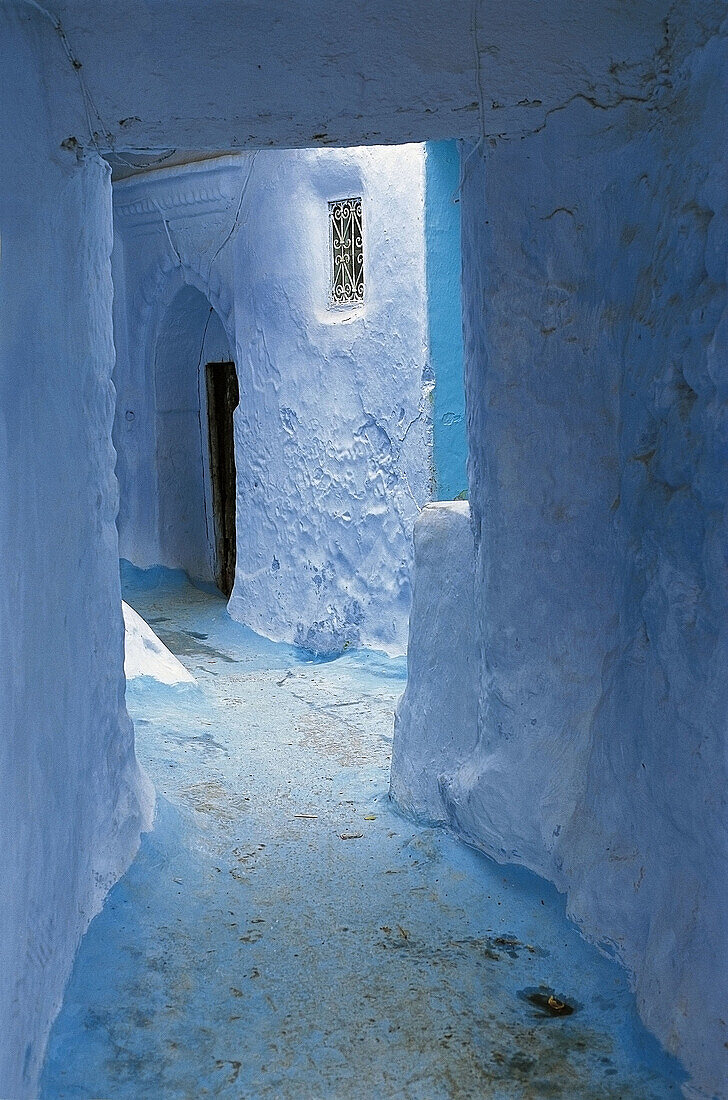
205, 361, 239, 597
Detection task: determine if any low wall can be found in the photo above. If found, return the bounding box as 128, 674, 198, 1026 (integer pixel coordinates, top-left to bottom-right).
390, 502, 478, 822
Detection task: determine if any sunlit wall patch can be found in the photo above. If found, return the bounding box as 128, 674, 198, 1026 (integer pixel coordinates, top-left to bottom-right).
328, 197, 364, 305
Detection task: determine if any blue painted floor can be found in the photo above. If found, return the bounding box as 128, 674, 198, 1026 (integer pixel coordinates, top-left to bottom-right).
41, 567, 685, 1098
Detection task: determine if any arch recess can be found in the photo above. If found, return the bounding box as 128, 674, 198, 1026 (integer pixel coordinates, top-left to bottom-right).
153, 283, 236, 588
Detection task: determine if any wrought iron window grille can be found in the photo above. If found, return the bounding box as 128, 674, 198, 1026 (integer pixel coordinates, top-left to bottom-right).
329, 197, 364, 306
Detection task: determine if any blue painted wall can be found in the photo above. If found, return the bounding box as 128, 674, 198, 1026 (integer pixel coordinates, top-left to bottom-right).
425, 141, 468, 500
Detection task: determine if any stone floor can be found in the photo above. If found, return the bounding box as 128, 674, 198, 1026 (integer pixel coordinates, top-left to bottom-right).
41, 566, 685, 1098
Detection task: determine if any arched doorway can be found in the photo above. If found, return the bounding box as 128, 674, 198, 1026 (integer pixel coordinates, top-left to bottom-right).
154, 285, 238, 596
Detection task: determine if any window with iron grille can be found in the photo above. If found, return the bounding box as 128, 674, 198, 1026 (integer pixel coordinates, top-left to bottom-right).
329, 197, 364, 305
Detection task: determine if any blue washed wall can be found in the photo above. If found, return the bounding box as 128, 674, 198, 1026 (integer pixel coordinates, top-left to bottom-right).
421, 12, 728, 1097
113, 147, 431, 656
425, 142, 468, 500
0, 11, 153, 1097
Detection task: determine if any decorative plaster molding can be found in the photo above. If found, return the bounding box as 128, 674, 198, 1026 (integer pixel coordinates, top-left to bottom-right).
114, 157, 248, 227
115, 187, 232, 224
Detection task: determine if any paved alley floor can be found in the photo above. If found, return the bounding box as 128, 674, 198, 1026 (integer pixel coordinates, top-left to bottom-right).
41, 567, 685, 1099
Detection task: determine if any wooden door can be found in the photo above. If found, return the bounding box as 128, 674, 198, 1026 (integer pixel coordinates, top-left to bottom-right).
205, 361, 239, 597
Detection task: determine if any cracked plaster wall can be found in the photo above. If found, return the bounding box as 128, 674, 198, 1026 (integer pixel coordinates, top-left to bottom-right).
113, 147, 430, 655
20, 1, 674, 157
392, 7, 728, 1096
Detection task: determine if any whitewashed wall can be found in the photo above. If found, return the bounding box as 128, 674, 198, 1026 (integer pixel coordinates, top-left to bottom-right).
0, 11, 152, 1098
3, 4, 726, 1097
392, 11, 728, 1097
112, 148, 431, 654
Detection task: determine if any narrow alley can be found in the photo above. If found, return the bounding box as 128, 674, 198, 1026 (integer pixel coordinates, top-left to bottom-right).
41, 568, 684, 1099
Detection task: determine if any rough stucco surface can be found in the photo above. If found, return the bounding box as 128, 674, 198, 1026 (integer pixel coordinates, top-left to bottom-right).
3, 2, 727, 1096
0, 10, 153, 1097
390, 502, 477, 822
22, 1, 670, 158
562, 22, 728, 1095
113, 148, 430, 655
397, 9, 727, 1097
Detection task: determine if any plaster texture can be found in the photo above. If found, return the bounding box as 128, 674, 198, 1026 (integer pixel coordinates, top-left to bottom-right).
41, 567, 684, 1099
391, 502, 477, 822
0, 10, 152, 1097
3, 2, 726, 1096
112, 148, 431, 656
391, 9, 728, 1097
17, 1, 672, 158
